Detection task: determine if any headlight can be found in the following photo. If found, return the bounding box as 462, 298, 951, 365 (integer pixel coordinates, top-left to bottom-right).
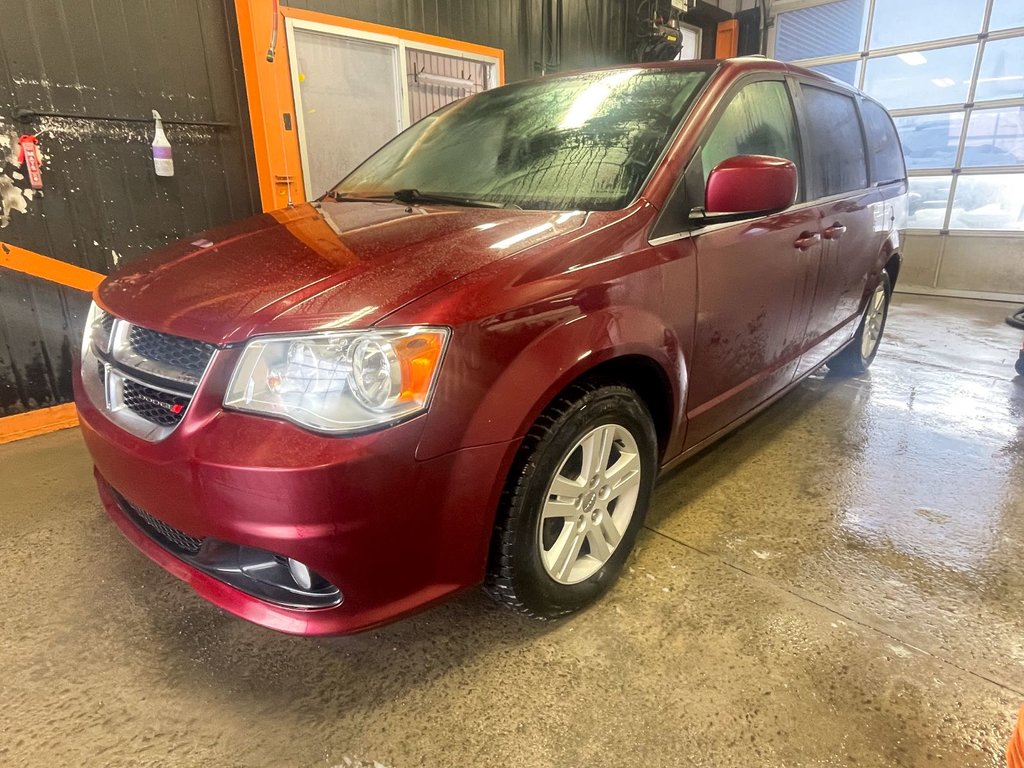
82, 300, 113, 358
223, 327, 449, 434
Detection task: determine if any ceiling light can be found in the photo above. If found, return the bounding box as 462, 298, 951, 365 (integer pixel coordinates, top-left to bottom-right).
898, 52, 928, 66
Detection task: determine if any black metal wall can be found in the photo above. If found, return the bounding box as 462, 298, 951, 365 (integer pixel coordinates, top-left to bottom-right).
0, 0, 260, 417
283, 0, 647, 82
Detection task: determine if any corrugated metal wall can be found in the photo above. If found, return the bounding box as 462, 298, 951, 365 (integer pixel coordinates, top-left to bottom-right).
285, 0, 535, 78
284, 0, 647, 81
0, 0, 260, 417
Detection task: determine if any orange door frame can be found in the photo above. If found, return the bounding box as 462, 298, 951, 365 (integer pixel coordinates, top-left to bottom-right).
234, 0, 505, 212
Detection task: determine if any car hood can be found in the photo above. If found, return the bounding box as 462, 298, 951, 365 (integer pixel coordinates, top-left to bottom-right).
98, 201, 588, 344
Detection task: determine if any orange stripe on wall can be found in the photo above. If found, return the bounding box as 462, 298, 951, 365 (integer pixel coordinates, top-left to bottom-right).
0, 244, 96, 443
0, 403, 79, 445
0, 241, 102, 293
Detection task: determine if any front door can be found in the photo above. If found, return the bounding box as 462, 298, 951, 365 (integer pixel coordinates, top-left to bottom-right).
680, 79, 822, 449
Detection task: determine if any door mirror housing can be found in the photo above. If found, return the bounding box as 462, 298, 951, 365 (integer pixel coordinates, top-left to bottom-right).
692, 155, 798, 223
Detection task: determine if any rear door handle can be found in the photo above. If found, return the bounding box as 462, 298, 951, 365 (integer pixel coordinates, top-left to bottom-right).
823, 223, 847, 240
794, 232, 821, 250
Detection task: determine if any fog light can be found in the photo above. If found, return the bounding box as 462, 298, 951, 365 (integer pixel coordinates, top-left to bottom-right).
288, 558, 320, 590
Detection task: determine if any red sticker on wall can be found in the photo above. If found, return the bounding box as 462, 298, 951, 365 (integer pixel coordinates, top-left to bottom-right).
16, 135, 43, 190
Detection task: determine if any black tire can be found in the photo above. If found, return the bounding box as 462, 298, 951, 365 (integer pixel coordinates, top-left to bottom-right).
827, 270, 892, 376
486, 382, 658, 619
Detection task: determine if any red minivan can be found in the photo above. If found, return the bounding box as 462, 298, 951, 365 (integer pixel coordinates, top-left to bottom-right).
75, 57, 907, 635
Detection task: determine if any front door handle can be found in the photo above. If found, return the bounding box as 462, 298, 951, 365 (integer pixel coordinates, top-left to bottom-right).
823, 222, 847, 240
794, 232, 821, 250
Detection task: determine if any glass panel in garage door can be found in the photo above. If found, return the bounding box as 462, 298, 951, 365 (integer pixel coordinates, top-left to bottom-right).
863, 43, 977, 110
962, 107, 1024, 168
809, 61, 861, 86
893, 112, 965, 170
291, 29, 403, 198
975, 37, 1024, 103
950, 174, 1024, 230
869, 0, 985, 50
907, 175, 953, 229
774, 0, 867, 61
990, 0, 1024, 32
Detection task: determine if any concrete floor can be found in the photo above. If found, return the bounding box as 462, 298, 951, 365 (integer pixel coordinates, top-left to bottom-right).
2, 293, 1024, 768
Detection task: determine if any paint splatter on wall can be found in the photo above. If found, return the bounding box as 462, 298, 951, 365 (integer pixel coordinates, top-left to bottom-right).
0, 117, 36, 229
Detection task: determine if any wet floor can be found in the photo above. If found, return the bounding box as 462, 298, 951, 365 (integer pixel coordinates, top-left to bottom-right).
2, 293, 1023, 767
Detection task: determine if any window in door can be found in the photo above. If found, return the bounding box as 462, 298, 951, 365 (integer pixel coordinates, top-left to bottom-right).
407, 49, 492, 123
286, 20, 500, 200
800, 85, 869, 198
700, 80, 801, 191
290, 29, 404, 199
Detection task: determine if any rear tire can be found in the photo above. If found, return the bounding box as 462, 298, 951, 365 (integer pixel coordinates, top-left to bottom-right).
827, 271, 891, 376
486, 382, 657, 619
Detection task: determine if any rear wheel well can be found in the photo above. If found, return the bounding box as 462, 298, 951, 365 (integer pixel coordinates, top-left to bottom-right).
884, 252, 901, 288
553, 355, 674, 460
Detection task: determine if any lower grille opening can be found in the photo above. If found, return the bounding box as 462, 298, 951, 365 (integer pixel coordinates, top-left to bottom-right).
121, 379, 189, 427
116, 492, 205, 555
109, 487, 342, 610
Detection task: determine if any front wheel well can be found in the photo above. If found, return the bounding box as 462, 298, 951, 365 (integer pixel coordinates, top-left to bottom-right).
554, 355, 674, 461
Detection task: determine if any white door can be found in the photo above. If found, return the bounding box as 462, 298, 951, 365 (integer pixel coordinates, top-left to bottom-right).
289, 26, 404, 198
287, 20, 501, 200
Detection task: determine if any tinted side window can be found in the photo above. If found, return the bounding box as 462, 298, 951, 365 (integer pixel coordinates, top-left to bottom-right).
701, 81, 801, 189
860, 98, 906, 185
800, 85, 868, 197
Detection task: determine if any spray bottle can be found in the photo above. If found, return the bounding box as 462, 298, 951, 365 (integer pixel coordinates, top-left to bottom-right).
151, 110, 174, 177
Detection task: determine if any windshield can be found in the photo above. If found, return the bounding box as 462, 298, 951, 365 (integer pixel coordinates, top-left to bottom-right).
331, 67, 711, 211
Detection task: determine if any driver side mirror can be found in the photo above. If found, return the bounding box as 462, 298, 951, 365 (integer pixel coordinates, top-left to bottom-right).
692, 155, 798, 223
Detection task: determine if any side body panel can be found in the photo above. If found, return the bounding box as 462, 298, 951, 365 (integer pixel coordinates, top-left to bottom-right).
683, 206, 822, 448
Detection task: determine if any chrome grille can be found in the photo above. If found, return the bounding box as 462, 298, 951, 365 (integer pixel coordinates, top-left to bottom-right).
121, 379, 189, 427
128, 325, 215, 379
82, 314, 217, 441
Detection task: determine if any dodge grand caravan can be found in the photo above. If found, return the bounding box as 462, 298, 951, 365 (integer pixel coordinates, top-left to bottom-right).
75, 57, 908, 635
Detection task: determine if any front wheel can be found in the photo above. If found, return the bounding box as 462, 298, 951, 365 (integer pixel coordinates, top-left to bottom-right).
828, 270, 892, 376
486, 383, 657, 619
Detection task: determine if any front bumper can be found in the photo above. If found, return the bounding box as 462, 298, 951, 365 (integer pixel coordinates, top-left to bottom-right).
76, 367, 515, 636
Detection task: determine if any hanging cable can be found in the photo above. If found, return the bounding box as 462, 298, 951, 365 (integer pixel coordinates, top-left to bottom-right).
266, 0, 280, 63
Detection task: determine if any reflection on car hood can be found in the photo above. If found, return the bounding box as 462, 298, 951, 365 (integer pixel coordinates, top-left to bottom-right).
98, 201, 588, 344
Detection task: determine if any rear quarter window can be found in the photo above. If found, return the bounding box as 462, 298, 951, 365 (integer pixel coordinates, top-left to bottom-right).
860, 98, 907, 185
800, 84, 869, 198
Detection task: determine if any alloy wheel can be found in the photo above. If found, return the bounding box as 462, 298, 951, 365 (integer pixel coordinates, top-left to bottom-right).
538, 423, 642, 585
860, 281, 888, 360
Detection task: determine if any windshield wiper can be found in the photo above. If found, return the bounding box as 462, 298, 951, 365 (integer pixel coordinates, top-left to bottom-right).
326, 189, 516, 209
324, 191, 393, 203
391, 189, 511, 209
